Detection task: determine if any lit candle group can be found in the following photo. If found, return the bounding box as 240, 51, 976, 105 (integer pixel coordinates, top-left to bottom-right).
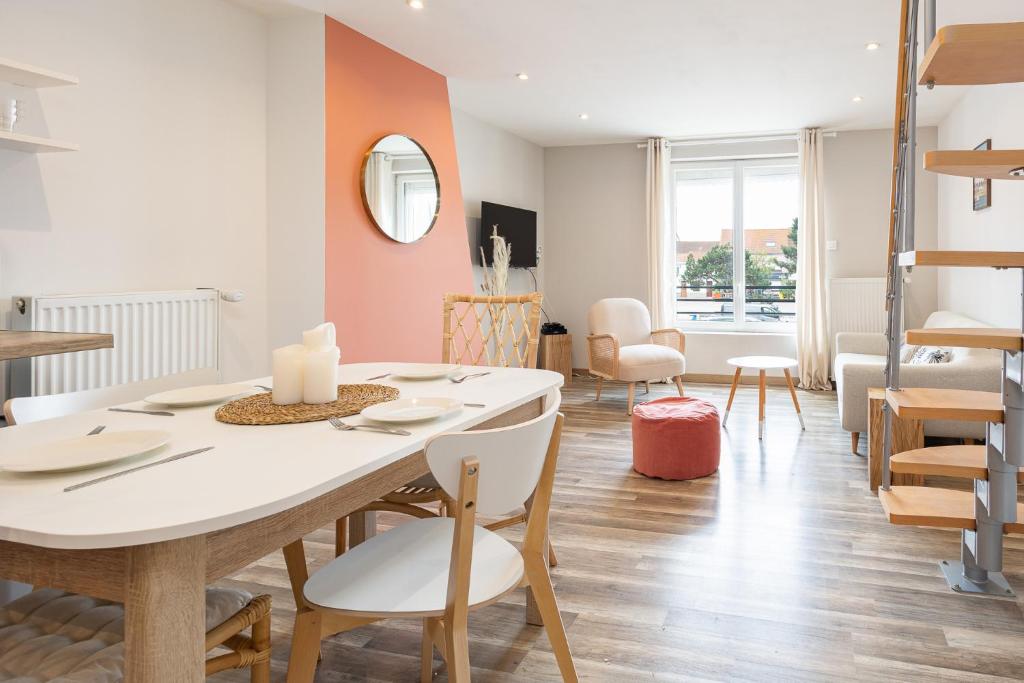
272, 323, 340, 405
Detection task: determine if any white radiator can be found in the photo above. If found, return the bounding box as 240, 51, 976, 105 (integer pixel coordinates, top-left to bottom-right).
829, 277, 887, 377
829, 277, 887, 338
9, 290, 220, 397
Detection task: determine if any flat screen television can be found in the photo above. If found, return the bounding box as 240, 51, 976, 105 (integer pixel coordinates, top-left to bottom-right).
480, 201, 537, 268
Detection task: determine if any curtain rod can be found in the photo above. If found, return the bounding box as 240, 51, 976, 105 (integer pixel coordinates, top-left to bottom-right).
634, 131, 838, 148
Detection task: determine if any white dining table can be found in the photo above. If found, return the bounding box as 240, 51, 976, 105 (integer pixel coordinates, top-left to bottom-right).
0, 362, 563, 682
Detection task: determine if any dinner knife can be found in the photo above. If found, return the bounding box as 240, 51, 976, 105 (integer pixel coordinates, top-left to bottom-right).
64, 446, 215, 492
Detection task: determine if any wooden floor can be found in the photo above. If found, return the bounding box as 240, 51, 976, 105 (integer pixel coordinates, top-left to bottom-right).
216, 377, 1024, 682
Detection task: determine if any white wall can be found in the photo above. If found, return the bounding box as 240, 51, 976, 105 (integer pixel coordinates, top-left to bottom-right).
0, 0, 269, 383
451, 108, 545, 298
544, 142, 648, 365
543, 130, 938, 375
824, 128, 938, 329
936, 84, 1024, 327
267, 12, 326, 351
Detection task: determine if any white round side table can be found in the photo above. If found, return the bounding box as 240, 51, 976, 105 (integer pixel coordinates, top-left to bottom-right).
723, 356, 804, 439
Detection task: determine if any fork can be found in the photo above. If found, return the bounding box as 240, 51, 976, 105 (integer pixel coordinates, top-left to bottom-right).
328, 417, 411, 436
449, 371, 491, 384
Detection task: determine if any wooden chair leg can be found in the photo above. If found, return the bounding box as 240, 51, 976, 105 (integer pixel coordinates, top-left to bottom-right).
251, 608, 271, 683
547, 539, 558, 568
286, 609, 322, 683
443, 618, 471, 683
673, 375, 684, 397
644, 380, 650, 394
524, 556, 579, 683
421, 618, 436, 683
594, 376, 603, 401
851, 431, 860, 455
334, 517, 348, 557
281, 540, 309, 610
626, 382, 636, 416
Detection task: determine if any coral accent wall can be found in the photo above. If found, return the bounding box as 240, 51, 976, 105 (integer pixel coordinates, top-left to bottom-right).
324, 18, 473, 362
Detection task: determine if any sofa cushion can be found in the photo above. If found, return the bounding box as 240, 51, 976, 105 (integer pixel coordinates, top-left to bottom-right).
617, 344, 685, 381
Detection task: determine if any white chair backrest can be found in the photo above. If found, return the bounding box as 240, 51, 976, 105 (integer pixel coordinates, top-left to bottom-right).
588, 298, 653, 347
4, 369, 216, 425
425, 390, 561, 517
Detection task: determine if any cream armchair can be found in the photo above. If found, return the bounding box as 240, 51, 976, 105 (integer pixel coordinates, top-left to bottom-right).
586, 298, 686, 414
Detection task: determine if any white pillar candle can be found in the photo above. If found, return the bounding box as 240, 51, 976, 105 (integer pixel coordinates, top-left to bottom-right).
304, 345, 340, 405
303, 322, 336, 349
272, 344, 306, 405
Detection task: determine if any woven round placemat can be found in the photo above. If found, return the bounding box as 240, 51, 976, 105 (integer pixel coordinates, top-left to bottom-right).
215, 384, 400, 426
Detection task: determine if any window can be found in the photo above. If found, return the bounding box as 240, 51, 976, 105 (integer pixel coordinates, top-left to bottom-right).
673, 157, 799, 330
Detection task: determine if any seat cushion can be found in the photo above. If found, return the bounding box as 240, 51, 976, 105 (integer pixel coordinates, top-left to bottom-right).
617, 344, 686, 381
0, 586, 252, 682
304, 517, 524, 617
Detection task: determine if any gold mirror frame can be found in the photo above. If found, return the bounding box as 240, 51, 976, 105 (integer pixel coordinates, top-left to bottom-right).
359, 134, 441, 244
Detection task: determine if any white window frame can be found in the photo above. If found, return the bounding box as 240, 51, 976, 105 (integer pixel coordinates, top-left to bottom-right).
671, 155, 798, 333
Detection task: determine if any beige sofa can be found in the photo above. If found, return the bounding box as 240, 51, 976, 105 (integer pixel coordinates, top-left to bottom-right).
835, 310, 1001, 453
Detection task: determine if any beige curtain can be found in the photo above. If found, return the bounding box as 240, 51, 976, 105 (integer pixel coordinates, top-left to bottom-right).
796, 128, 831, 390
645, 138, 675, 329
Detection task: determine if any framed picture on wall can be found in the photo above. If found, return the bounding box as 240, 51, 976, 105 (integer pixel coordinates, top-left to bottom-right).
973, 139, 992, 211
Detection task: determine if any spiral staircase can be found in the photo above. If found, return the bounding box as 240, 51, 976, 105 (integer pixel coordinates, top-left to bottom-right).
878, 1, 1024, 597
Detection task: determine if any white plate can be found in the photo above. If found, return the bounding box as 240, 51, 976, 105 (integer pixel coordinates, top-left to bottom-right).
388, 364, 461, 381
144, 383, 254, 407
361, 397, 463, 424
0, 430, 172, 473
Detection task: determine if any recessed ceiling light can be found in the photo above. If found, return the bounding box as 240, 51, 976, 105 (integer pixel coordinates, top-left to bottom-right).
516, 72, 529, 80
865, 41, 881, 51
578, 113, 589, 120
852, 95, 863, 103
407, 0, 424, 9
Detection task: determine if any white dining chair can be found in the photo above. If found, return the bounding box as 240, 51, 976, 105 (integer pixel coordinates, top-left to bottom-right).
287, 391, 578, 683
3, 368, 217, 424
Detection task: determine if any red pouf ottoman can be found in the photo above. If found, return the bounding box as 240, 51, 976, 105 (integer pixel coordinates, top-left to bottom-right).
632, 397, 720, 480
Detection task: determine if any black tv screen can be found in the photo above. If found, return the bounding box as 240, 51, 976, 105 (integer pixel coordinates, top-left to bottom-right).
480, 201, 537, 268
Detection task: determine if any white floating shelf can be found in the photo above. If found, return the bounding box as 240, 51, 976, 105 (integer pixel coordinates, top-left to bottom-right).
0, 57, 78, 88
0, 130, 78, 153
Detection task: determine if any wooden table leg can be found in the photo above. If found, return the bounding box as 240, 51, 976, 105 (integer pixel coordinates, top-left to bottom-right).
723, 368, 741, 427
348, 510, 376, 548
783, 369, 805, 430
758, 370, 766, 440
125, 537, 205, 682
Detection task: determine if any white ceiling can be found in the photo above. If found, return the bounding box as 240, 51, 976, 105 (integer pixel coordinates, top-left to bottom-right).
265, 0, 1024, 147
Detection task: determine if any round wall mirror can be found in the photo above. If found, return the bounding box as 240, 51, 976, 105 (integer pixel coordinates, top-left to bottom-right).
360, 134, 440, 243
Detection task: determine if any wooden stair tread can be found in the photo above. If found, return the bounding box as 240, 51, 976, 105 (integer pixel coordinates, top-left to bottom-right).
919, 22, 1024, 86
898, 250, 1024, 268
890, 445, 992, 479
892, 445, 1024, 482
886, 388, 1004, 423
905, 327, 1023, 351
924, 150, 1024, 180
879, 487, 976, 529
880, 486, 1024, 533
